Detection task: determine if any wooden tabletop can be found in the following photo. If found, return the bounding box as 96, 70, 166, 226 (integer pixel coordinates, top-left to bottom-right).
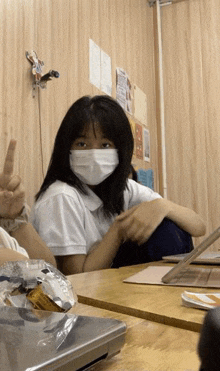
70, 302, 200, 371
68, 262, 220, 332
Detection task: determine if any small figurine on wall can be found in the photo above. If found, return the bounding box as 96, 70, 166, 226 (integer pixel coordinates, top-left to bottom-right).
26, 50, 60, 96
26, 50, 44, 82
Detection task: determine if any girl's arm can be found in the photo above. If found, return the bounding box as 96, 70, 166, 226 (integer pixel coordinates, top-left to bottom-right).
0, 248, 29, 267
57, 220, 124, 274
116, 198, 206, 246
59, 198, 206, 275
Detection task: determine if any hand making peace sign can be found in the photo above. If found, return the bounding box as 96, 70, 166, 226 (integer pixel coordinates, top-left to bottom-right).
0, 139, 25, 218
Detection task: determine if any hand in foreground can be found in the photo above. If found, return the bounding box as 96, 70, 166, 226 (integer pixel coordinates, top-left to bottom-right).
0, 139, 25, 218
115, 199, 169, 245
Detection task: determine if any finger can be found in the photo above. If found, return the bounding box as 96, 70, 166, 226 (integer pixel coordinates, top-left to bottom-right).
5, 175, 21, 192
0, 190, 24, 207
2, 191, 13, 200
0, 193, 13, 205
0, 190, 12, 201
3, 139, 17, 177
135, 228, 151, 245
118, 216, 133, 231
136, 229, 154, 245
116, 205, 139, 221
7, 185, 25, 201
123, 223, 139, 240
136, 223, 161, 245
128, 226, 148, 244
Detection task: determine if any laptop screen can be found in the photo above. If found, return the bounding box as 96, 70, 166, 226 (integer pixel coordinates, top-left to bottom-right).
162, 227, 220, 283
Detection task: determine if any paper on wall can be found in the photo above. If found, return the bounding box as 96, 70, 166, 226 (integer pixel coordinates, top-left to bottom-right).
116, 68, 132, 114
135, 123, 143, 159
101, 50, 112, 95
137, 169, 154, 190
89, 39, 112, 95
89, 39, 101, 89
134, 85, 147, 125
143, 128, 150, 162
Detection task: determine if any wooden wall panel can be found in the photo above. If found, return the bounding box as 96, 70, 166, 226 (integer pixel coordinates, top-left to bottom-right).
0, 0, 157, 209
161, 0, 220, 249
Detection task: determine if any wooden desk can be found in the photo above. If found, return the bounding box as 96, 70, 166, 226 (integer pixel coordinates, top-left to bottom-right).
68, 263, 220, 332
70, 302, 200, 371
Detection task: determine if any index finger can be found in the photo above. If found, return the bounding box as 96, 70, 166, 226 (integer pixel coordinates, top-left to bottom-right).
3, 139, 17, 176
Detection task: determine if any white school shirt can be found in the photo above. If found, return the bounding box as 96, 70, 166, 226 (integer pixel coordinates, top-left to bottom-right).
31, 179, 162, 257
0, 227, 29, 258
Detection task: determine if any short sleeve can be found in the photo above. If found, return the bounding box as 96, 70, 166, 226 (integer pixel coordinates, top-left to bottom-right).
124, 179, 162, 210
31, 193, 87, 256
0, 227, 29, 258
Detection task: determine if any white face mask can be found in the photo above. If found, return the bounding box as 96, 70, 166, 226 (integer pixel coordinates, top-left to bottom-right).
69, 149, 119, 185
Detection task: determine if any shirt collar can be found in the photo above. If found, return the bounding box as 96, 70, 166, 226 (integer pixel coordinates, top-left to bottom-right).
80, 185, 103, 211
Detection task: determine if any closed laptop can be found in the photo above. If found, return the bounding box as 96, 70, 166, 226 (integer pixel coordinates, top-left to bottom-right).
0, 306, 126, 371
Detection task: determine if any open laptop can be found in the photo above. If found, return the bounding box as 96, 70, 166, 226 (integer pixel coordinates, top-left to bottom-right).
162, 252, 220, 265
162, 226, 220, 283
0, 306, 126, 371
124, 227, 220, 288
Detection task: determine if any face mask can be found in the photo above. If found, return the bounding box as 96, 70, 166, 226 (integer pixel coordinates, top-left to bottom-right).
69, 149, 119, 185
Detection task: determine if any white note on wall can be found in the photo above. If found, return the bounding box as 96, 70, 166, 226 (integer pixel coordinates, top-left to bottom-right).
134, 85, 147, 125
101, 50, 112, 96
89, 39, 112, 95
89, 39, 101, 89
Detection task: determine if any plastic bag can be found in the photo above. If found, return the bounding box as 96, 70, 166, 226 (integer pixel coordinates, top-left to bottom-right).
0, 260, 77, 312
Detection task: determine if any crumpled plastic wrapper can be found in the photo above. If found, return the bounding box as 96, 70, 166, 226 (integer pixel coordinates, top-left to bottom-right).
0, 260, 77, 312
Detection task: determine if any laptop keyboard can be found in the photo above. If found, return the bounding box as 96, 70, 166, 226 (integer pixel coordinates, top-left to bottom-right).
171, 266, 213, 286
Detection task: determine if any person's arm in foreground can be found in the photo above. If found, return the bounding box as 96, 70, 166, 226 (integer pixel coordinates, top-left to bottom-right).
0, 139, 56, 266
0, 249, 29, 267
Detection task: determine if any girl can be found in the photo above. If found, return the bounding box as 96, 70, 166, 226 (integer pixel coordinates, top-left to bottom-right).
31, 95, 206, 274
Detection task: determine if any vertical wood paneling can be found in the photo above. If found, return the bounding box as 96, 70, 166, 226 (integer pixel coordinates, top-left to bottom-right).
0, 0, 156, 209
161, 0, 220, 249
200, 0, 220, 242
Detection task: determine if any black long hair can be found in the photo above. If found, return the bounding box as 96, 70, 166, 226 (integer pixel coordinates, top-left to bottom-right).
35, 95, 134, 216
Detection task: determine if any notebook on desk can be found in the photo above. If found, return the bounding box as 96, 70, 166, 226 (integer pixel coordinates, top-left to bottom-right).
124, 227, 220, 288
0, 306, 126, 371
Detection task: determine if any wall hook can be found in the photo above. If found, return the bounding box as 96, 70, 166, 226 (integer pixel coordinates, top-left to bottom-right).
26, 51, 60, 97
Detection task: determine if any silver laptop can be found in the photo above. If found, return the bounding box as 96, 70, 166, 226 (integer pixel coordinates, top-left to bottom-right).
162, 226, 220, 283
0, 306, 126, 371
162, 252, 220, 265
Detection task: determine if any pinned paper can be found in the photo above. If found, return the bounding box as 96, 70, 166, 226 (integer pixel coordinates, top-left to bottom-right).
137, 168, 154, 190
129, 118, 136, 156
135, 123, 143, 159
134, 85, 147, 126
129, 118, 136, 137
89, 39, 101, 89
89, 39, 112, 95
143, 128, 150, 162
116, 68, 132, 114
101, 50, 112, 95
